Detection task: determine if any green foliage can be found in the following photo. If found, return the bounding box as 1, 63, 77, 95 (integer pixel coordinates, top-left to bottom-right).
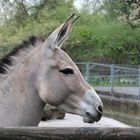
0, 0, 140, 65
0, 0, 75, 57
101, 0, 140, 29
66, 15, 140, 64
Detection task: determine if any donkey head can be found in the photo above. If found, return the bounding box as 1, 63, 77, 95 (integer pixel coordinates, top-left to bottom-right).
38, 14, 103, 123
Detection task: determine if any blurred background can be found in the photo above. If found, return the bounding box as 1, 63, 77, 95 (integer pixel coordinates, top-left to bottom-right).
0, 0, 140, 127
0, 0, 139, 64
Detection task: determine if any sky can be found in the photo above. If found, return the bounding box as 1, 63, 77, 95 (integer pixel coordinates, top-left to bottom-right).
74, 0, 101, 11
9, 0, 91, 9
74, 0, 85, 9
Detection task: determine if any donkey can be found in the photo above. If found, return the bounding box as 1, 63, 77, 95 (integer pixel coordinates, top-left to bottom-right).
0, 14, 103, 126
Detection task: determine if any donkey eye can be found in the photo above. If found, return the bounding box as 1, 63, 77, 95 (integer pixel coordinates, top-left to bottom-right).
59, 68, 74, 75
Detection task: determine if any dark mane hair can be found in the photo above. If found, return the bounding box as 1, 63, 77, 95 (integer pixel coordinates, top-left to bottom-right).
0, 36, 44, 74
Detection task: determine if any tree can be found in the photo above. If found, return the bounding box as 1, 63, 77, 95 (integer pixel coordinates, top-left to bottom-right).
0, 0, 15, 25
0, 0, 75, 57
0, 0, 139, 64
101, 0, 140, 29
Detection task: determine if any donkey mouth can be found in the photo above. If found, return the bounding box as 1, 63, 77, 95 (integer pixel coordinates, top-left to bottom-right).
83, 112, 95, 123
83, 112, 102, 123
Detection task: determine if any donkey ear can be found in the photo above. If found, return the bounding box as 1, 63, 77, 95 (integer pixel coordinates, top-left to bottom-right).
55, 14, 79, 47
44, 14, 79, 51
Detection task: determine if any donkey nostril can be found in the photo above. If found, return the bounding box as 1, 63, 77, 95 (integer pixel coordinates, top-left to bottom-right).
98, 105, 103, 114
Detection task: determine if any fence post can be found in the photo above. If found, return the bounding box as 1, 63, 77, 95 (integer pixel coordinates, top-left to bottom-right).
110, 64, 114, 96
85, 63, 90, 82
138, 66, 140, 100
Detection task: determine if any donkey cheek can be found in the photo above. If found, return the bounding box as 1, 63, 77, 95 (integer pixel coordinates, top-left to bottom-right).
47, 92, 68, 106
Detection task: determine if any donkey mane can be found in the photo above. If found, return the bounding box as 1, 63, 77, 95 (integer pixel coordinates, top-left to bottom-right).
0, 36, 44, 76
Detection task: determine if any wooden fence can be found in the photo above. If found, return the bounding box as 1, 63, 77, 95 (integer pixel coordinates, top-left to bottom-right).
0, 127, 140, 140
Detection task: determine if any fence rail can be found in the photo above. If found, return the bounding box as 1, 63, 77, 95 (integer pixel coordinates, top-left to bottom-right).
76, 62, 140, 99
0, 127, 140, 140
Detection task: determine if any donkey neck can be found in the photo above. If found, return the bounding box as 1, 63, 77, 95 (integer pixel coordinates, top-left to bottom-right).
0, 47, 45, 126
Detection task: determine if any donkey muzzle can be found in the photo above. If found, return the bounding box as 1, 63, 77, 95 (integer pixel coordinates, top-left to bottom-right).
80, 89, 103, 123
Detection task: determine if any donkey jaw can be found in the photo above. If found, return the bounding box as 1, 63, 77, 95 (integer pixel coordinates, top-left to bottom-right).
80, 89, 103, 123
